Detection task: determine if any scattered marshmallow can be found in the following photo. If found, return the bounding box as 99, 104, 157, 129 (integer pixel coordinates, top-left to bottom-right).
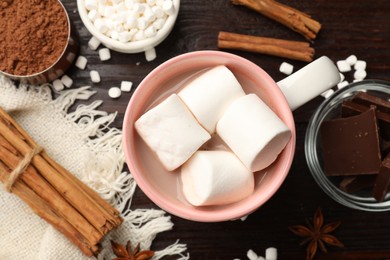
279, 62, 294, 75
52, 79, 64, 91
90, 70, 101, 83
337, 80, 349, 89
75, 56, 88, 70
88, 36, 101, 50
120, 81, 133, 92
98, 48, 111, 61
346, 55, 357, 66
145, 47, 157, 61
108, 87, 121, 99
61, 74, 73, 88
336, 60, 351, 72
321, 89, 334, 99
240, 215, 248, 221
354, 69, 367, 80
354, 60, 367, 70
339, 73, 345, 83
247, 249, 258, 260
265, 247, 277, 260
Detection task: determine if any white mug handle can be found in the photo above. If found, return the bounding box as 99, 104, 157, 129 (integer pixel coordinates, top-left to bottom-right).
277, 56, 341, 111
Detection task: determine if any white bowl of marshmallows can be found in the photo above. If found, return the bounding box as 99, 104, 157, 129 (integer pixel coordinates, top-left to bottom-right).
77, 0, 180, 53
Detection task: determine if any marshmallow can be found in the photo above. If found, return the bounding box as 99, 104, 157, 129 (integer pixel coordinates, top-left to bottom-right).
178, 66, 245, 134
354, 69, 367, 80
181, 151, 254, 206
247, 249, 259, 260
321, 89, 334, 99
108, 87, 121, 99
346, 55, 357, 66
265, 247, 277, 260
145, 47, 156, 61
61, 74, 73, 88
52, 79, 64, 91
135, 94, 211, 171
120, 81, 133, 92
87, 9, 100, 22
216, 94, 291, 172
336, 60, 351, 72
94, 18, 109, 34
90, 70, 101, 83
162, 0, 175, 15
88, 36, 101, 50
85, 0, 98, 10
337, 80, 349, 89
339, 72, 345, 83
279, 62, 294, 75
75, 56, 88, 70
99, 48, 111, 61
354, 60, 367, 70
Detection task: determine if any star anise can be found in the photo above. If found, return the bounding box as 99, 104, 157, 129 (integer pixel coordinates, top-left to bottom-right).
289, 207, 344, 260
111, 240, 154, 260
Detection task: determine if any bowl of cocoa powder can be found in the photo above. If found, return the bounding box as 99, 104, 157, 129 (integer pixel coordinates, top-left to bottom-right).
0, 0, 78, 84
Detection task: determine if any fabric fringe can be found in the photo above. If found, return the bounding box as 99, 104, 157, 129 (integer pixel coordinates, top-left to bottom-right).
0, 75, 188, 259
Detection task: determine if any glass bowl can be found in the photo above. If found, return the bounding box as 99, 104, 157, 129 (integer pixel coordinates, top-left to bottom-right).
305, 79, 390, 211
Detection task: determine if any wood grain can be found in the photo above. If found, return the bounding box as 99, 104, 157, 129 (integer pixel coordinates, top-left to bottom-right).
62, 0, 390, 258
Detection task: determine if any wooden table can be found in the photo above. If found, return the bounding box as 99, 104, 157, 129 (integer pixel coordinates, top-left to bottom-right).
63, 0, 390, 259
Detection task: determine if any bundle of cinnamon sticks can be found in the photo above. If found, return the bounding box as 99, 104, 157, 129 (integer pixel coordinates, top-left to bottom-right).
0, 107, 123, 256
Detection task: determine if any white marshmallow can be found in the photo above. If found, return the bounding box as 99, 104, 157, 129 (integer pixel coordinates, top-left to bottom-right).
339, 72, 345, 82
145, 47, 156, 61
144, 25, 157, 38
90, 70, 101, 83
265, 247, 277, 260
99, 48, 111, 61
87, 9, 100, 22
126, 16, 137, 28
137, 17, 148, 30
135, 94, 211, 171
75, 56, 88, 70
153, 17, 166, 30
279, 62, 294, 75
85, 0, 98, 10
354, 60, 367, 70
346, 55, 357, 66
88, 36, 101, 50
247, 249, 259, 260
108, 87, 121, 99
337, 80, 349, 89
162, 0, 175, 15
354, 69, 367, 80
336, 60, 351, 72
120, 81, 133, 92
321, 89, 334, 99
61, 75, 73, 88
181, 151, 254, 206
216, 94, 291, 172
94, 18, 109, 34
152, 5, 165, 18
178, 65, 245, 134
133, 29, 146, 41
52, 79, 64, 91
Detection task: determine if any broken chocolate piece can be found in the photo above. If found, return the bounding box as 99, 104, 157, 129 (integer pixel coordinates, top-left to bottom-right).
373, 155, 390, 202
352, 92, 390, 115
339, 175, 376, 194
320, 107, 382, 176
342, 98, 390, 140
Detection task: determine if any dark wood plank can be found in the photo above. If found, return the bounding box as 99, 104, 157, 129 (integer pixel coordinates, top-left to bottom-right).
61, 0, 390, 258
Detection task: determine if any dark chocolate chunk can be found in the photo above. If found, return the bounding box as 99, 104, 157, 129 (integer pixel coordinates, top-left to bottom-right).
320, 107, 382, 176
373, 155, 390, 202
342, 98, 390, 140
339, 175, 376, 194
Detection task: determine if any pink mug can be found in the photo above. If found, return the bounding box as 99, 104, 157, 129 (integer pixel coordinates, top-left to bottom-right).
122, 51, 340, 222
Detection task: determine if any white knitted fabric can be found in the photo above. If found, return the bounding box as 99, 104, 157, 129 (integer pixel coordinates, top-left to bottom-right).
0, 76, 189, 260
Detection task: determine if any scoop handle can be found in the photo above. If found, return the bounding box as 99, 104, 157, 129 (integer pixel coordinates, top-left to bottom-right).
277, 56, 341, 111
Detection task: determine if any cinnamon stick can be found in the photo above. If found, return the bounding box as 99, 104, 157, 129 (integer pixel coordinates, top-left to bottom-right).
231, 0, 321, 40
0, 161, 96, 256
0, 107, 123, 256
218, 31, 314, 62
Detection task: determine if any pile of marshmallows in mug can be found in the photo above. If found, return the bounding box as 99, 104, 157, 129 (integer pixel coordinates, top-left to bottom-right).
135, 66, 291, 207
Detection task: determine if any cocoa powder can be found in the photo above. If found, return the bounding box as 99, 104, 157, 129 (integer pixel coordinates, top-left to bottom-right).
0, 0, 69, 76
